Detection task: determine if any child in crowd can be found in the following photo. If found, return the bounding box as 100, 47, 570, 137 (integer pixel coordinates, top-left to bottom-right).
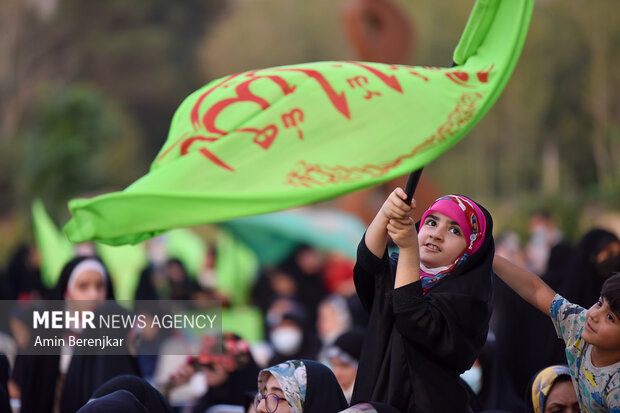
351, 188, 495, 412
494, 256, 620, 412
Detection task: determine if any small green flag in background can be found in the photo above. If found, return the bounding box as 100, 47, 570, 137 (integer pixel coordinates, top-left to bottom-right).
32, 197, 261, 303
64, 0, 533, 246
32, 199, 149, 298
211, 229, 259, 307
32, 199, 75, 288
95, 242, 147, 302
165, 228, 207, 279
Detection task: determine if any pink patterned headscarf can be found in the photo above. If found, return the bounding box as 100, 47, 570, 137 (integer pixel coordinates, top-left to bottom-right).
420, 195, 487, 256
418, 195, 487, 293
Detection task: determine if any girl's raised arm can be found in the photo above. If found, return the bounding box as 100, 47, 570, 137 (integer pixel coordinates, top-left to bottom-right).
365, 187, 412, 258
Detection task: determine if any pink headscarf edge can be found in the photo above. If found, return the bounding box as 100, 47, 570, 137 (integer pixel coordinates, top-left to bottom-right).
420, 195, 487, 255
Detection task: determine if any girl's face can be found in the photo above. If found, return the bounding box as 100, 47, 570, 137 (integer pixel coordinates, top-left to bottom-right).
65, 269, 107, 302
418, 212, 468, 268
256, 374, 290, 413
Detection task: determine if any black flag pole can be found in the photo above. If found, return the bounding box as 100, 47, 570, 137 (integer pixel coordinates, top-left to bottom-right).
404, 168, 423, 205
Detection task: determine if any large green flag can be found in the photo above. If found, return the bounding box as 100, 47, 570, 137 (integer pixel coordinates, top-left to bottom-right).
64, 0, 533, 246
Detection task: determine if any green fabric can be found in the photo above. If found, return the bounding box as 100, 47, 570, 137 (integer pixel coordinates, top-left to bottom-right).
453, 0, 500, 65
31, 199, 147, 298
31, 199, 75, 288
213, 229, 259, 306
221, 207, 366, 266
173, 307, 263, 343
64, 0, 533, 246
165, 228, 206, 279
223, 221, 295, 267
222, 306, 264, 343
95, 242, 147, 302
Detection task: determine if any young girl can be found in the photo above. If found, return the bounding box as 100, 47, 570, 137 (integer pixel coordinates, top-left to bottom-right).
351, 188, 495, 413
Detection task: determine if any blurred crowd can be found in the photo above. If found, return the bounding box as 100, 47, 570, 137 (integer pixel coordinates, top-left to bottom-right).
0, 209, 618, 413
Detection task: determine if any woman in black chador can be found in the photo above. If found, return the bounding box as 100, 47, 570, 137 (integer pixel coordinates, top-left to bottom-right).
12, 256, 141, 413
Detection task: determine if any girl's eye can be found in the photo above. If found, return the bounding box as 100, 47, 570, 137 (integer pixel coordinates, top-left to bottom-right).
596, 299, 602, 307
449, 227, 462, 236
425, 219, 436, 227
607, 313, 616, 322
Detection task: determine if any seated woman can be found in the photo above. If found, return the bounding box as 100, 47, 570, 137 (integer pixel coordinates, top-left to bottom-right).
525, 365, 578, 413
255, 359, 347, 413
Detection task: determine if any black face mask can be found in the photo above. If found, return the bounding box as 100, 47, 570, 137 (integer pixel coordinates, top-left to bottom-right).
594, 255, 620, 278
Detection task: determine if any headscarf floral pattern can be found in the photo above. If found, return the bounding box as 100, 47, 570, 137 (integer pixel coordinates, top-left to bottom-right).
258, 360, 307, 413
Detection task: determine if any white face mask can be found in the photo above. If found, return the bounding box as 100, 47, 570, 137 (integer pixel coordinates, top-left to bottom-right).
460, 365, 483, 394
270, 327, 303, 355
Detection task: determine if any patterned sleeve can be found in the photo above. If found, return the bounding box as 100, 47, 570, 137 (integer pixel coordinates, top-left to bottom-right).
549, 294, 586, 346
607, 373, 620, 413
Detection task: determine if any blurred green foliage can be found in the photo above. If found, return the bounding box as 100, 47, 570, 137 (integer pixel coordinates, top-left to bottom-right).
16, 84, 144, 220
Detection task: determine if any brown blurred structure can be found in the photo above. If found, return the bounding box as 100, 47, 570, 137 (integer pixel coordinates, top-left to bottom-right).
340, 0, 415, 64
336, 0, 441, 225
